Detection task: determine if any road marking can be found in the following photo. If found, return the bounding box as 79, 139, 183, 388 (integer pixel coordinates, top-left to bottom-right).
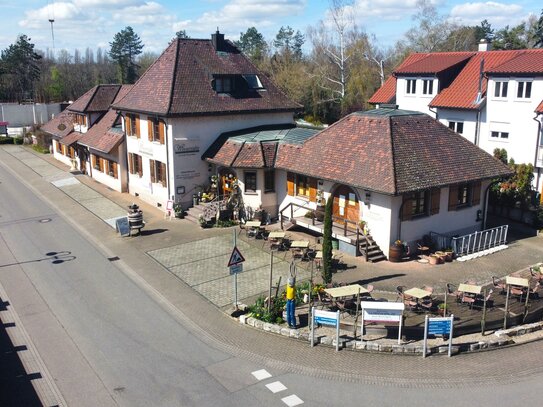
281, 394, 304, 406
266, 381, 287, 393
251, 369, 272, 381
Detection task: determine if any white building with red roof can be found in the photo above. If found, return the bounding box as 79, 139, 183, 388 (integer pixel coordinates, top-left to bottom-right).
370, 42, 543, 198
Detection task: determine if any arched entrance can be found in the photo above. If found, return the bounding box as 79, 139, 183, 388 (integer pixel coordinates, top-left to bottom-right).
332, 185, 360, 229
218, 168, 238, 198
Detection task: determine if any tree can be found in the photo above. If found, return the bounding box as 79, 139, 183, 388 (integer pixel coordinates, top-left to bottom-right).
176, 30, 189, 39
138, 52, 158, 76
109, 26, 144, 84
492, 23, 529, 50
533, 10, 543, 47
474, 19, 494, 43
321, 195, 334, 284
235, 27, 268, 63
273, 26, 304, 62
0, 34, 42, 101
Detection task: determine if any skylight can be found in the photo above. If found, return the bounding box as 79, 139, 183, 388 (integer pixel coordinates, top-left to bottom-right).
243, 74, 264, 90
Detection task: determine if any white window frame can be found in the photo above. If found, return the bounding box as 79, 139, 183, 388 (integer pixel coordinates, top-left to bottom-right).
422, 79, 434, 95
516, 79, 532, 99
406, 79, 417, 95
490, 130, 509, 140
448, 121, 464, 134
493, 80, 509, 99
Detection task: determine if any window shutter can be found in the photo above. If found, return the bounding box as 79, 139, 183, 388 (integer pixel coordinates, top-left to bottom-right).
126, 115, 131, 135
62, 144, 66, 155
402, 194, 412, 221
135, 115, 140, 138
471, 181, 481, 206
287, 172, 295, 196
113, 162, 118, 178
148, 119, 153, 141
127, 154, 133, 174
161, 162, 167, 187
150, 159, 156, 183
91, 154, 96, 168
309, 178, 317, 202
430, 188, 441, 215
159, 122, 165, 144
137, 155, 142, 177
99, 158, 104, 172
448, 185, 458, 211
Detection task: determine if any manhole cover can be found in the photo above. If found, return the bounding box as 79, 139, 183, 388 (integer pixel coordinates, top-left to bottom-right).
39, 218, 52, 223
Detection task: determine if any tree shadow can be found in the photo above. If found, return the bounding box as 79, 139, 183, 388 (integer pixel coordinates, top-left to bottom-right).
139, 228, 168, 236
354, 274, 406, 285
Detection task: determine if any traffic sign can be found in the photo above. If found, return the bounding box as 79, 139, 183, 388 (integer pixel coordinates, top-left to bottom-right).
428, 318, 451, 335
227, 246, 245, 266
229, 263, 243, 275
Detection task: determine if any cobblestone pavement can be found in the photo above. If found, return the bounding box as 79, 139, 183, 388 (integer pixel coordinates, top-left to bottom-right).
3, 145, 543, 390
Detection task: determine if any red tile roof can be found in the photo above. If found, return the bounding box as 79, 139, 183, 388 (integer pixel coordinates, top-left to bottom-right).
486, 50, 543, 74
67, 84, 122, 113
536, 100, 543, 114
41, 110, 73, 138
78, 85, 132, 153
113, 37, 301, 116
59, 130, 84, 146
393, 52, 474, 75
430, 50, 525, 110
275, 109, 512, 194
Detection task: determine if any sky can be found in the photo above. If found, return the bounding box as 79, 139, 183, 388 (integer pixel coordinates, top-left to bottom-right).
0, 0, 541, 56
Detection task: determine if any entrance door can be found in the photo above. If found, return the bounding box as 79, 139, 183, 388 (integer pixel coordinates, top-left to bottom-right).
332, 185, 360, 229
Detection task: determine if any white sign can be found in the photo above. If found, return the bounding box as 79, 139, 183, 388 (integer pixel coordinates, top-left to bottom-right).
227, 246, 245, 266
229, 263, 243, 275
360, 301, 405, 344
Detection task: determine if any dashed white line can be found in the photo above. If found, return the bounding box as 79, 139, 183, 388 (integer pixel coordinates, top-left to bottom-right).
281, 394, 304, 406
251, 369, 272, 381
266, 381, 287, 393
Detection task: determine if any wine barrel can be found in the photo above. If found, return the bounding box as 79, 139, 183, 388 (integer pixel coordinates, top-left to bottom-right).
389, 244, 404, 263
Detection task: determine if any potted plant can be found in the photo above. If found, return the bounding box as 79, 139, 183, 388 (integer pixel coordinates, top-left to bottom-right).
173, 203, 184, 219
437, 303, 447, 316
443, 248, 454, 262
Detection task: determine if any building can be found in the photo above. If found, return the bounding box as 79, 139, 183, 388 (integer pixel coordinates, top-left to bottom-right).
369, 43, 543, 197
111, 31, 300, 210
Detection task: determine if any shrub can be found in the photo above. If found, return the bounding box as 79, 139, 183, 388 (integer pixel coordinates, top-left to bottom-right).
0, 137, 14, 144
248, 295, 286, 323
31, 144, 50, 154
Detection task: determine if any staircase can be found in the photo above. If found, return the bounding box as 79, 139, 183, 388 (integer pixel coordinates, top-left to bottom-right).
185, 200, 223, 225
359, 235, 387, 262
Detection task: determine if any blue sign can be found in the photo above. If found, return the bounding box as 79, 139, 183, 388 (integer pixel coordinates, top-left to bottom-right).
314, 309, 338, 327
428, 319, 451, 335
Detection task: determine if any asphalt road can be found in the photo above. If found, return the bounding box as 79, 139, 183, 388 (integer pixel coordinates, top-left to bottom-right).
2, 151, 543, 407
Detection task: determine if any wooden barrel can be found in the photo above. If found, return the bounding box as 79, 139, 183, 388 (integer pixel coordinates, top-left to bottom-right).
389, 244, 403, 262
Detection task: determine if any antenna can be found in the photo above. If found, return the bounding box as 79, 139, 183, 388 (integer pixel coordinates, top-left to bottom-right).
48, 1, 55, 50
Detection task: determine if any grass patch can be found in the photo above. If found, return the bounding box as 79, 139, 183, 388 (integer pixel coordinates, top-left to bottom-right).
31, 144, 50, 154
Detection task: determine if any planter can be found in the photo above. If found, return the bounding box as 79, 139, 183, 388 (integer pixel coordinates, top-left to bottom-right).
444, 250, 454, 262
428, 254, 440, 265
389, 244, 404, 263
175, 211, 184, 219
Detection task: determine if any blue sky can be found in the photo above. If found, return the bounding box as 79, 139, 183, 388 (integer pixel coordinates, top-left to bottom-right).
0, 1, 541, 56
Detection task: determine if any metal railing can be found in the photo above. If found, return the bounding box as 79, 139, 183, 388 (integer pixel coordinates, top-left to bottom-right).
451, 225, 509, 257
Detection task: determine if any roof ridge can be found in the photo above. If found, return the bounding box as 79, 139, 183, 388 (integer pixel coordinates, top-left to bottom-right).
166, 38, 181, 116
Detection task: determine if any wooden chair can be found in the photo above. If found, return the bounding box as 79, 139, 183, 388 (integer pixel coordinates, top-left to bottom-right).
446, 283, 461, 303
461, 293, 476, 309
422, 285, 434, 295
366, 284, 374, 294
492, 276, 507, 294
396, 285, 406, 301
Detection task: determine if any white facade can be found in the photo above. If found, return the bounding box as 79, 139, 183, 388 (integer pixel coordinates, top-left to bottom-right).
396, 77, 438, 118
124, 111, 294, 209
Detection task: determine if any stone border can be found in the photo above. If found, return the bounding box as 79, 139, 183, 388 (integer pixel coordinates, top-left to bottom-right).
239, 314, 543, 356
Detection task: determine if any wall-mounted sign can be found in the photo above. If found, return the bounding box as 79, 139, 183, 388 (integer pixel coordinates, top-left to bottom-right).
175, 170, 200, 180
174, 138, 200, 155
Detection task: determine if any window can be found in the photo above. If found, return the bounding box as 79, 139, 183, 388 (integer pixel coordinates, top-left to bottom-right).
296, 175, 309, 197
74, 114, 87, 126
448, 121, 464, 134
422, 79, 434, 95
404, 191, 428, 217
126, 113, 140, 138
128, 153, 143, 176
494, 81, 508, 98
491, 131, 509, 139
517, 81, 532, 99
244, 171, 257, 192
448, 182, 480, 211
264, 169, 275, 192
215, 76, 233, 93
243, 74, 264, 90
148, 118, 164, 144
457, 184, 469, 206
406, 79, 416, 95
150, 159, 167, 187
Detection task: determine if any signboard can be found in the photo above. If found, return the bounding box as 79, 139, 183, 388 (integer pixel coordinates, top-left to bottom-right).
227, 246, 245, 266
229, 263, 243, 275
314, 309, 339, 326
115, 217, 130, 237
428, 318, 451, 335
360, 301, 404, 344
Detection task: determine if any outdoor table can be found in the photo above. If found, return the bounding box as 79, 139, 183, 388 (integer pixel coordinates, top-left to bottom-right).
268, 231, 285, 239
506, 276, 530, 288
404, 287, 432, 299
315, 250, 322, 259
458, 283, 482, 295
325, 284, 369, 298
290, 240, 310, 248
245, 221, 261, 228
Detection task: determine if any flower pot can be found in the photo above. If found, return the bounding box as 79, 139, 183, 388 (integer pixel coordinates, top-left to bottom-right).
444, 251, 453, 262
428, 254, 440, 265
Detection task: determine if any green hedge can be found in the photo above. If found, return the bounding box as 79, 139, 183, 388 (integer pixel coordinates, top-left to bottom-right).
0, 137, 15, 144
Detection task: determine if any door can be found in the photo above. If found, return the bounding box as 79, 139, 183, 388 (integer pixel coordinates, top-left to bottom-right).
332, 185, 360, 229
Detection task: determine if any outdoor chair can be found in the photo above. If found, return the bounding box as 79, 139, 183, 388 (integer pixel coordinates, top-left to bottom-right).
420, 298, 434, 312
422, 285, 434, 294
446, 283, 461, 303
396, 285, 406, 301
492, 276, 507, 294
317, 291, 332, 309
366, 284, 374, 294
474, 289, 493, 309
461, 293, 476, 309
528, 281, 541, 299
402, 294, 418, 310
510, 285, 525, 302
530, 267, 543, 283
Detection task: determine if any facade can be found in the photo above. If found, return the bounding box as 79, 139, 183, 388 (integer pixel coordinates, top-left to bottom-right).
206, 108, 512, 256
369, 45, 543, 197
112, 31, 300, 209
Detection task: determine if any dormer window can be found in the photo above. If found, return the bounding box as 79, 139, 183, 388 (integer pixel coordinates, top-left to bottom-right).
243, 74, 264, 90
422, 79, 434, 95
214, 76, 233, 93
406, 79, 416, 95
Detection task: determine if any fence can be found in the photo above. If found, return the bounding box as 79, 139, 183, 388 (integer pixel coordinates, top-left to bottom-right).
451, 225, 509, 258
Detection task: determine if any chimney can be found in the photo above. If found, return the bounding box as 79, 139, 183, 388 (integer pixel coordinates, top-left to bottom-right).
478, 39, 491, 52
211, 29, 226, 52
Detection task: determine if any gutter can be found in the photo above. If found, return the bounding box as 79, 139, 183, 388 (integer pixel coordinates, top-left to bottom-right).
533, 112, 542, 197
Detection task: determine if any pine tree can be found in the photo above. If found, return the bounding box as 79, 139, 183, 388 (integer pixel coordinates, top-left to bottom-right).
322, 196, 334, 284
109, 26, 144, 84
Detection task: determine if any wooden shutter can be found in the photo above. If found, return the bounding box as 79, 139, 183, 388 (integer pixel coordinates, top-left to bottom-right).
137, 155, 142, 177
160, 162, 167, 186
430, 188, 441, 215
125, 115, 132, 136
99, 158, 104, 172
471, 181, 481, 206
448, 185, 458, 211
402, 194, 412, 221
159, 122, 165, 144
113, 162, 118, 178
91, 154, 96, 168
309, 177, 317, 202
135, 115, 140, 138
287, 172, 295, 196
150, 159, 156, 183
148, 119, 153, 141
127, 154, 133, 174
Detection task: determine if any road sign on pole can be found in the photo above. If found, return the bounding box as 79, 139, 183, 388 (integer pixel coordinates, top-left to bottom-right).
229, 263, 243, 275
227, 246, 245, 267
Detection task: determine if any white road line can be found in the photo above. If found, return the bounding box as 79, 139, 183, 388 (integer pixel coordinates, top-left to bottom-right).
251, 369, 272, 381
281, 394, 304, 406
266, 381, 287, 393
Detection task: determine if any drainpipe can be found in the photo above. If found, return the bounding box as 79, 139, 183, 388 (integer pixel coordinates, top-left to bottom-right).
160, 117, 171, 201
119, 112, 130, 194
482, 180, 502, 230
428, 106, 438, 120
533, 113, 542, 201
397, 197, 407, 241
474, 110, 481, 146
